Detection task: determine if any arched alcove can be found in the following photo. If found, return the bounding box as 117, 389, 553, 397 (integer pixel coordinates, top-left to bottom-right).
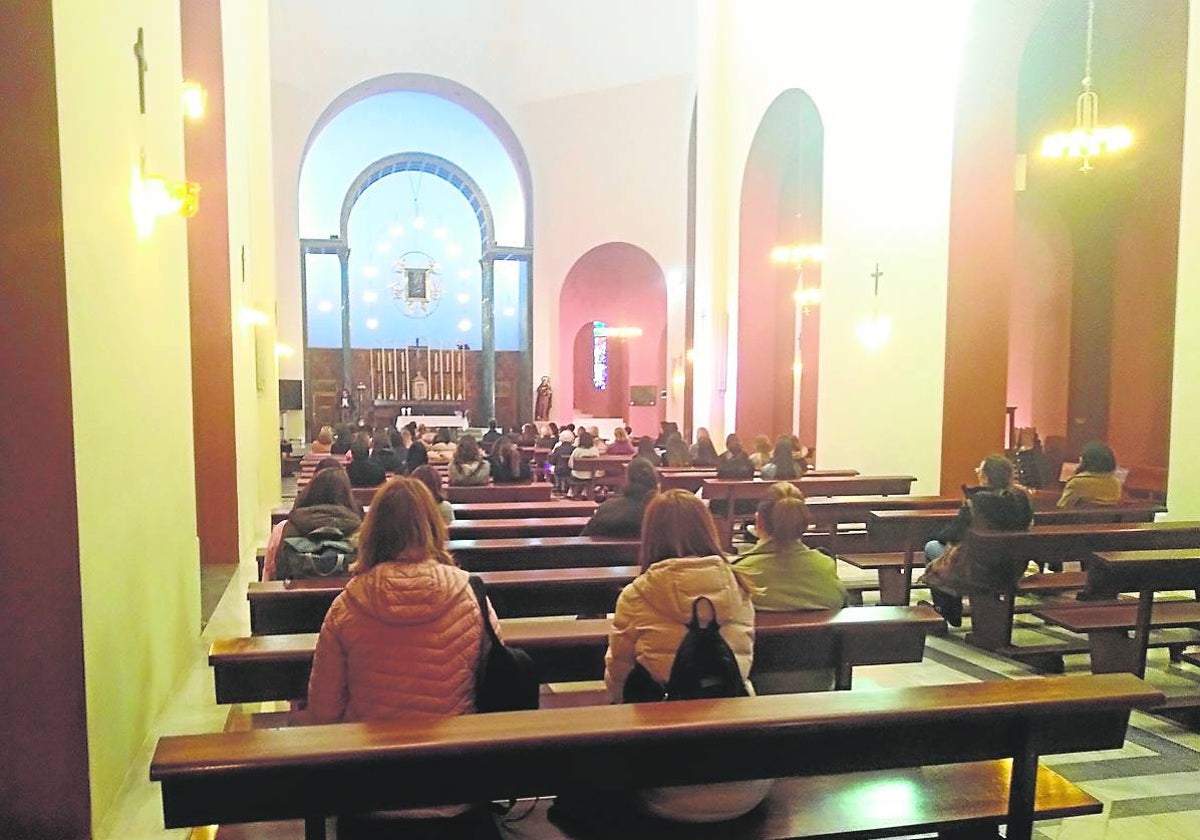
297, 77, 533, 433
559, 243, 667, 436
736, 89, 824, 446
1015, 0, 1188, 468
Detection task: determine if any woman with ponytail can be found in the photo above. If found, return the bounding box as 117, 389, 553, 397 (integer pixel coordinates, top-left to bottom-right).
732, 482, 847, 612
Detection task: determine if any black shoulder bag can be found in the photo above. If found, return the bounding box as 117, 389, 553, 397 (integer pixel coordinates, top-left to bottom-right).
468, 576, 540, 713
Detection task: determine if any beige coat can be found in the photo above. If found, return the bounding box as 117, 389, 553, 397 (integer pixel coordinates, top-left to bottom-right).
604, 555, 756, 702
306, 559, 498, 723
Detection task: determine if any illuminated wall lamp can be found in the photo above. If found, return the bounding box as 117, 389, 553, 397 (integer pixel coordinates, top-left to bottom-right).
239, 307, 270, 327
592, 326, 643, 339
182, 81, 207, 120
771, 244, 827, 265
275, 343, 295, 359
130, 165, 200, 237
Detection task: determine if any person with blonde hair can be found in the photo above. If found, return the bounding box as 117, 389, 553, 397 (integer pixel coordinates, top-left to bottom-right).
605, 426, 635, 456
310, 425, 334, 454
733, 482, 847, 611
603, 489, 769, 822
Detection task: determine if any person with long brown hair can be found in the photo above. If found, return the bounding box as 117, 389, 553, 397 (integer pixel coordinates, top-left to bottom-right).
732, 482, 847, 611
447, 434, 490, 486
262, 466, 361, 581
306, 478, 497, 722
410, 464, 453, 525
490, 435, 531, 483
603, 489, 768, 822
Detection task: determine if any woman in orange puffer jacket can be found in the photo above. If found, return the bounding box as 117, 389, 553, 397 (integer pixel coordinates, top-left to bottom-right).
305, 477, 499, 723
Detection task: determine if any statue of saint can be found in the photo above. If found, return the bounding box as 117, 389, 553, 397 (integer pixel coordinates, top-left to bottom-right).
534, 376, 553, 421
412, 372, 429, 401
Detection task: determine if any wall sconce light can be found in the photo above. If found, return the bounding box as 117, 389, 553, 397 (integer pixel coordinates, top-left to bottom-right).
130, 163, 201, 237
275, 343, 295, 358
771, 244, 827, 265
182, 81, 207, 120
239, 306, 271, 327
592, 326, 643, 339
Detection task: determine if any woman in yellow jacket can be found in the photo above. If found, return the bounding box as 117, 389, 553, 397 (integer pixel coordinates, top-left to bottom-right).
1058, 441, 1123, 507
603, 489, 769, 823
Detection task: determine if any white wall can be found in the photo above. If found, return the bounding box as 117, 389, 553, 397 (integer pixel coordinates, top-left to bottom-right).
267, 0, 696, 420
1167, 2, 1200, 518
695, 0, 971, 490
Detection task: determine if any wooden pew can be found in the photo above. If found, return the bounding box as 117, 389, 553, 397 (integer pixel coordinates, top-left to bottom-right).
247, 566, 642, 634
1034, 549, 1200, 711
448, 517, 589, 540
958, 522, 1200, 668
153, 674, 1160, 840
209, 606, 945, 704
451, 500, 597, 519
854, 503, 1167, 606
445, 483, 553, 504
447, 536, 639, 572
705, 475, 917, 548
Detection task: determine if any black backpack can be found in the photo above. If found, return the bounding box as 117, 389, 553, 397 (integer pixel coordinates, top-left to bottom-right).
622, 596, 748, 702
468, 576, 540, 713
278, 525, 357, 579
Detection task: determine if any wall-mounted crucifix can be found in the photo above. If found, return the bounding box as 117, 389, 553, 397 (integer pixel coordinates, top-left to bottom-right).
133, 27, 148, 115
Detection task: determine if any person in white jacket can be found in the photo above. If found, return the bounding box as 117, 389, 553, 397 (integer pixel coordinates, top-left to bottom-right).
603, 489, 770, 823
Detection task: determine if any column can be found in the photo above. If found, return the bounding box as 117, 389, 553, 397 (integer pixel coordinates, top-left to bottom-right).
339, 248, 352, 389
481, 257, 496, 422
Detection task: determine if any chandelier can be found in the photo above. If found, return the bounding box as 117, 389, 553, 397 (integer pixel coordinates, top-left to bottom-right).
1039, 0, 1132, 173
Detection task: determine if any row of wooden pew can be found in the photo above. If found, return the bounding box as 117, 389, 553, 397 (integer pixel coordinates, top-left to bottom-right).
161, 478, 1200, 839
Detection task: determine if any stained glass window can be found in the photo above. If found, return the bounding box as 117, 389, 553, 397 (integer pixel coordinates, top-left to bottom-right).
592, 321, 608, 391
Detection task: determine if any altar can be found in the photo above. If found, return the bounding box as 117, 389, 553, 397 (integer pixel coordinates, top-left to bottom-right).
366, 346, 471, 428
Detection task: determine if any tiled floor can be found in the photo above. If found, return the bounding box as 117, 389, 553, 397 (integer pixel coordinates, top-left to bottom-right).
96, 560, 1200, 839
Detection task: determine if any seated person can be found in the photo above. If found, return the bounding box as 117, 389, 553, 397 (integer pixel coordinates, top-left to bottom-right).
1058, 440, 1122, 507
605, 426, 636, 456
748, 434, 772, 470
447, 435, 490, 486
603, 490, 769, 822
309, 425, 334, 454
480, 419, 501, 446
581, 457, 659, 537
716, 434, 754, 479
329, 425, 354, 455
663, 434, 692, 467
427, 428, 457, 465
369, 430, 405, 474
692, 435, 720, 468
760, 436, 800, 480
516, 423, 539, 448
567, 430, 600, 498
689, 427, 713, 462
588, 425, 608, 454
918, 454, 1034, 626
490, 436, 532, 484
262, 466, 362, 580
346, 435, 387, 488
550, 430, 576, 494
635, 435, 663, 466
535, 422, 558, 449
410, 464, 453, 525
405, 439, 428, 473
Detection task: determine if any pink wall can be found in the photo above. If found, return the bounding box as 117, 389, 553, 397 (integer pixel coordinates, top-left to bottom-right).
559, 242, 667, 437
736, 89, 823, 446
1008, 198, 1073, 439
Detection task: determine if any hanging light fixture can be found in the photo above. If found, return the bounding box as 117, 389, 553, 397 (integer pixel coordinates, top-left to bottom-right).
1040, 0, 1133, 173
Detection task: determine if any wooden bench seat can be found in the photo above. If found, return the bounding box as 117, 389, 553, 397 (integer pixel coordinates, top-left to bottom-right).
247, 566, 642, 634
451, 501, 597, 519
706, 476, 917, 548
206, 760, 1101, 840
209, 606, 945, 704
447, 536, 640, 572
862, 503, 1167, 606
448, 517, 590, 540
446, 483, 554, 503
152, 674, 1161, 840
1034, 600, 1200, 674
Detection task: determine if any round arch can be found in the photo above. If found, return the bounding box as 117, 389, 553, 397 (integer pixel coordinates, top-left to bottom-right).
339, 152, 496, 251
736, 88, 824, 447
302, 73, 533, 245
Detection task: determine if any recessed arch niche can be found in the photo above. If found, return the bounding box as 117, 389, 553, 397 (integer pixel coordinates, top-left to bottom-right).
736, 89, 824, 447
558, 243, 667, 436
